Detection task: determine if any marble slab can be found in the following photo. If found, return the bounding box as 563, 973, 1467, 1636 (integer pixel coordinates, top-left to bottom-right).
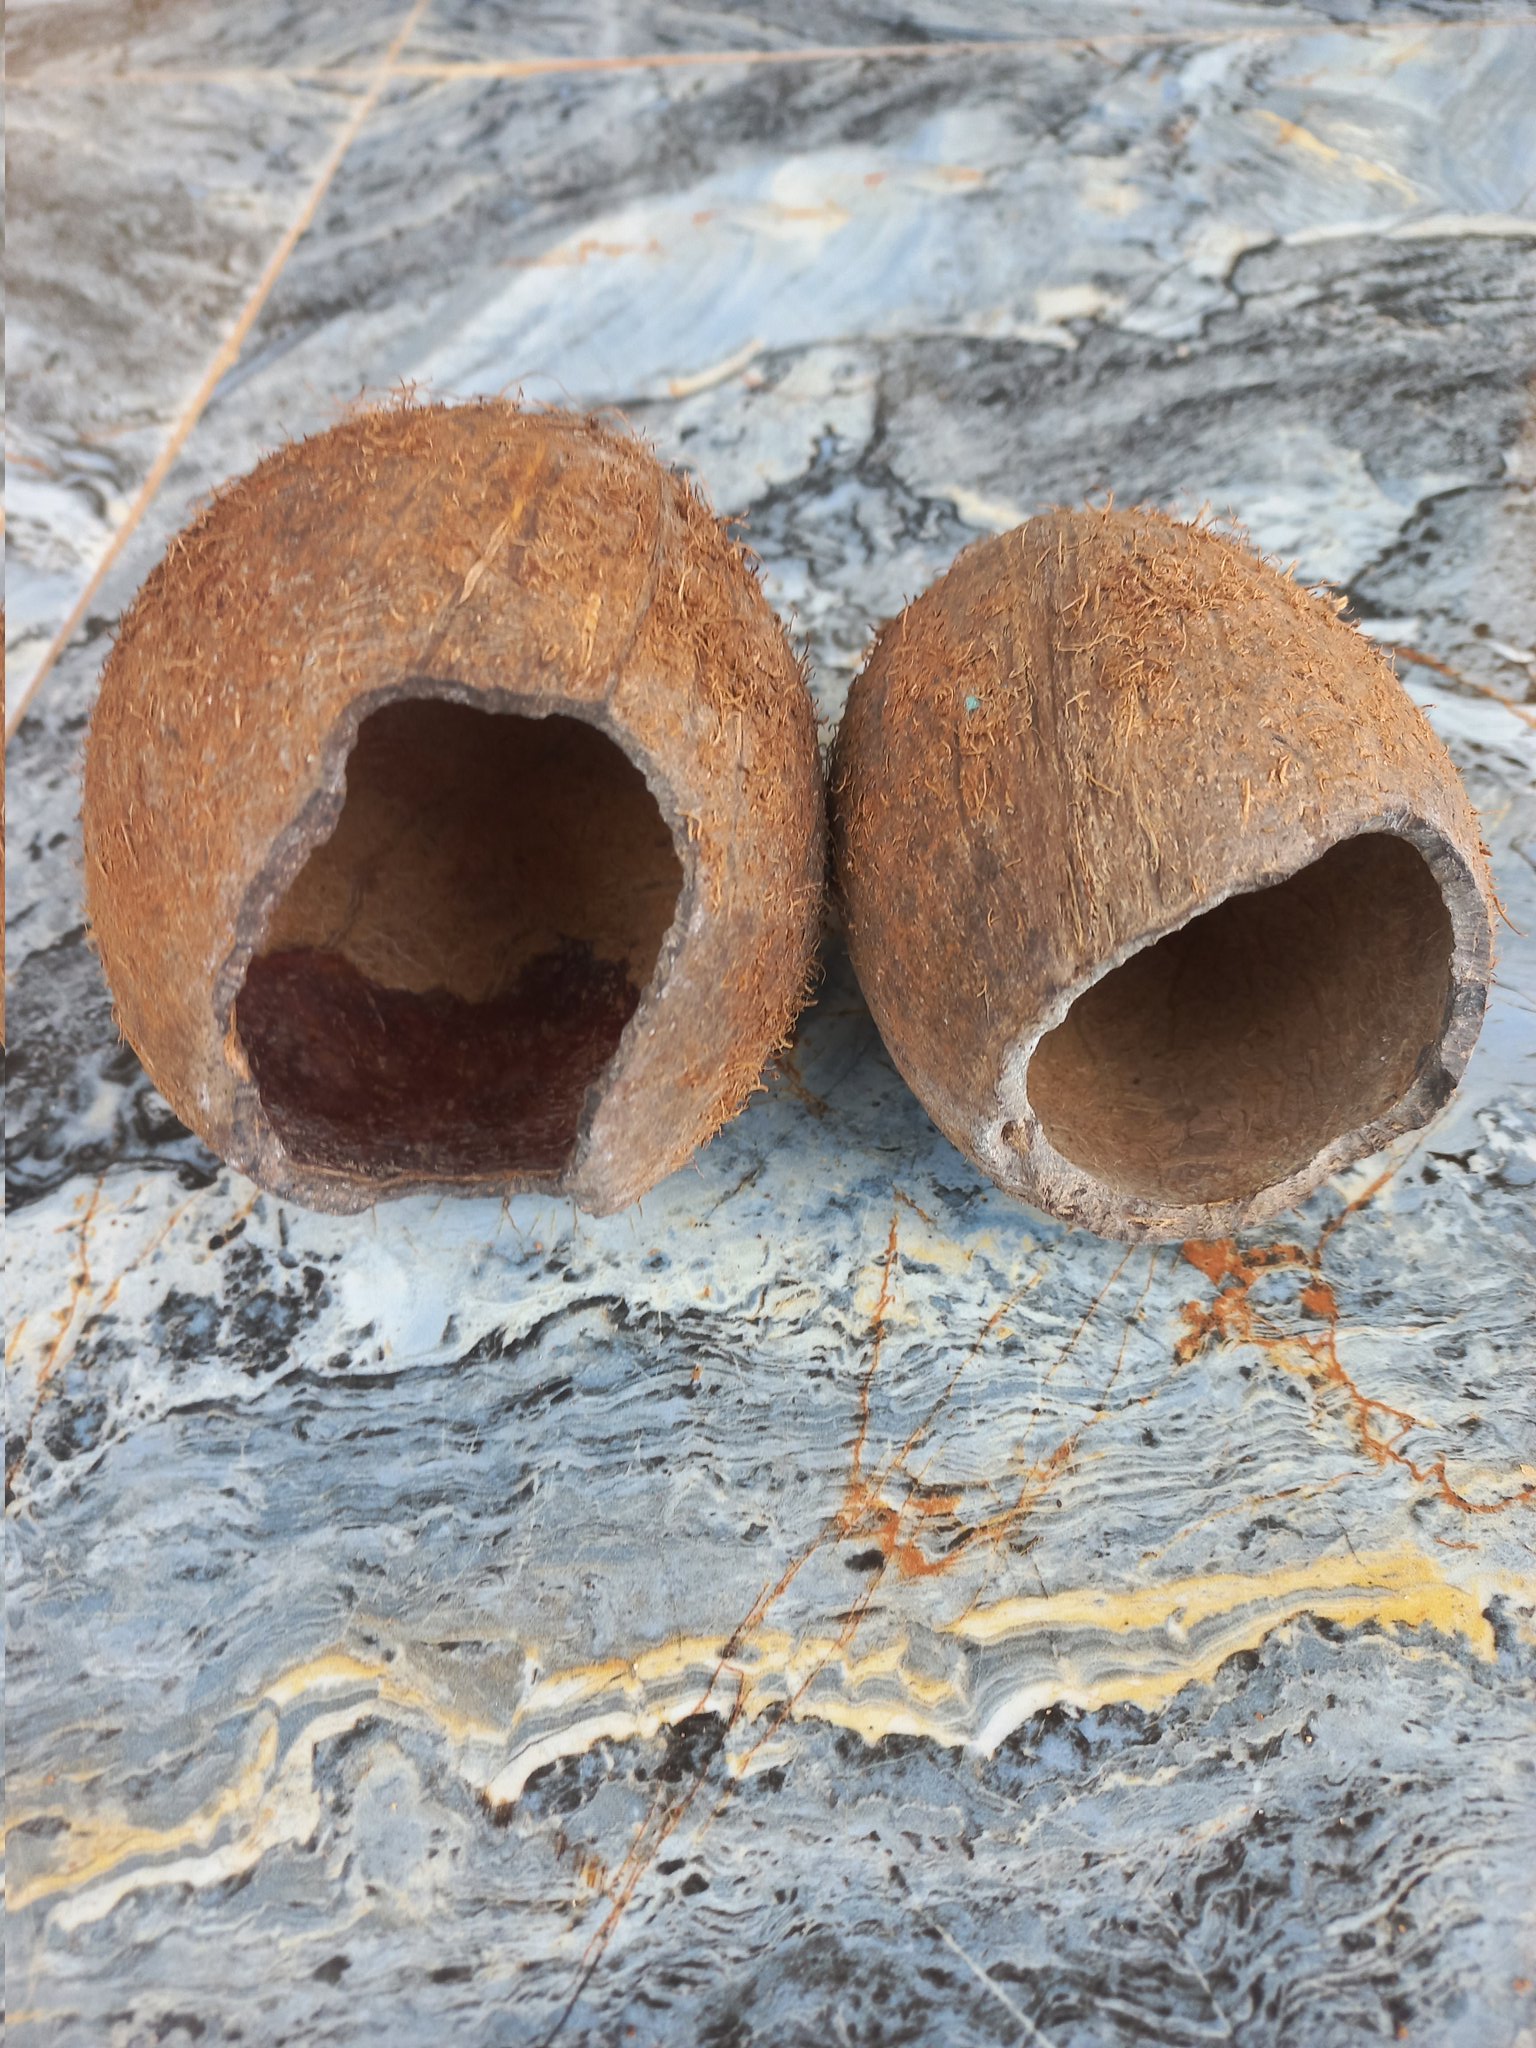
5, 12, 1536, 2045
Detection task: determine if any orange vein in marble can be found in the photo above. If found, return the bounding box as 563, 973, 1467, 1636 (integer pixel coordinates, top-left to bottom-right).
849, 1205, 901, 1488
1384, 641, 1536, 730
841, 1246, 1133, 1583
56, 19, 1536, 92
1177, 1188, 1535, 1516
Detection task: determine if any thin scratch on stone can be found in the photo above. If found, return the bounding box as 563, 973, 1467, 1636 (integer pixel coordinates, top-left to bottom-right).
928, 1920, 1058, 2046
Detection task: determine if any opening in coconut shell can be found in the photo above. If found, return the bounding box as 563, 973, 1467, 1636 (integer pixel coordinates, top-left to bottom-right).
1024, 833, 1454, 1205
234, 699, 685, 1182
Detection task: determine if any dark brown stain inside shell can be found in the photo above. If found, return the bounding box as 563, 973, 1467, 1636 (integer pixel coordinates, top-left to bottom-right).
233, 698, 684, 1183
1026, 834, 1455, 1204
238, 942, 641, 1176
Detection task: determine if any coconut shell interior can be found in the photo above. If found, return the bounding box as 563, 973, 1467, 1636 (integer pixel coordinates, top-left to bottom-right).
233, 699, 683, 1181
1025, 833, 1454, 1204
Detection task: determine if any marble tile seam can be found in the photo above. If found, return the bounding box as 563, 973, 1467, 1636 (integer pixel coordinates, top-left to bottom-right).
2, 0, 435, 744
10, 14, 1536, 92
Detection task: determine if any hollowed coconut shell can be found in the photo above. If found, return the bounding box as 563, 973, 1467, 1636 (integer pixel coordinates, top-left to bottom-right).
84, 402, 825, 1214
832, 505, 1495, 1242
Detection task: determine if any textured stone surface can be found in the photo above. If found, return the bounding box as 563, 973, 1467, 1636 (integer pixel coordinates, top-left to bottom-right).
3, 73, 368, 720
4, 0, 410, 79
5, 8, 1536, 2044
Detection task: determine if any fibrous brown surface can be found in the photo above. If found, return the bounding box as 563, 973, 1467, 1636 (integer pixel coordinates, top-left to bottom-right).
831, 505, 1496, 1241
83, 401, 825, 1213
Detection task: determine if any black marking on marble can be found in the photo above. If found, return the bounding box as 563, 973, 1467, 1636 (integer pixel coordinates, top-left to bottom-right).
5, 924, 217, 1211
152, 1245, 336, 1378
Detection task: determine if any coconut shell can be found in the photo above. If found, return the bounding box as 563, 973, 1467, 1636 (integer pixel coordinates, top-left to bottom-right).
84, 401, 825, 1214
831, 505, 1495, 1242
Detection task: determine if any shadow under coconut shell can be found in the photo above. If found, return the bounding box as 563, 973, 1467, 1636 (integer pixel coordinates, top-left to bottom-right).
234, 700, 683, 1181
1026, 834, 1455, 1207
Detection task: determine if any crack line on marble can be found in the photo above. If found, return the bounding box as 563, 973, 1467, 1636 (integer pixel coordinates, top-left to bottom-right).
5, 1176, 106, 1504
4, 0, 436, 743
1134, 1472, 1358, 1569
14, 15, 1536, 93
881, 1247, 1139, 1588
928, 1919, 1062, 2047
532, 1206, 907, 2037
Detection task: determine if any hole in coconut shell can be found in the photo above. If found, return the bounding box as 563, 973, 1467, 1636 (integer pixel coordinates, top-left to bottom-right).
234, 700, 684, 1183
1026, 834, 1454, 1206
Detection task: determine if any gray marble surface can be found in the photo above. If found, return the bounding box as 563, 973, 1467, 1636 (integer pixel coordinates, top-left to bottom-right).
4, 0, 410, 79
6, 6, 1536, 2044
3, 70, 369, 721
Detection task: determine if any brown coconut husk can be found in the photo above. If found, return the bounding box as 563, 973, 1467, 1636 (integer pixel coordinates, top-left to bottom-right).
83, 401, 825, 1213
831, 505, 1495, 1242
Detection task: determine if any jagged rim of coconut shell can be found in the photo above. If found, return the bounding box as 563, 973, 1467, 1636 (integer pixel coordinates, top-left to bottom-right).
211, 674, 700, 1215
981, 814, 1494, 1244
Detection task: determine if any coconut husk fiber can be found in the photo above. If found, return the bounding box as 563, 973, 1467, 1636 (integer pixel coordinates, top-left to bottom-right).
84, 401, 825, 1213
832, 505, 1495, 1242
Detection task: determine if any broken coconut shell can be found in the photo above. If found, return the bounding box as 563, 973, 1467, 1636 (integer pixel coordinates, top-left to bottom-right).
84, 401, 825, 1213
831, 505, 1495, 1242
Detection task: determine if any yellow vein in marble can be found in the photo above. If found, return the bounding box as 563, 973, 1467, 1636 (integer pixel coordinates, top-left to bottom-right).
4, 0, 435, 742
6, 1653, 508, 1926
952, 1549, 1502, 1648
10, 1547, 1528, 1929
1249, 107, 1421, 199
